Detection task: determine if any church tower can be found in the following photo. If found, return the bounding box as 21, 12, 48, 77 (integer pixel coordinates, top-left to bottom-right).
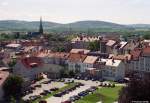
39, 17, 43, 34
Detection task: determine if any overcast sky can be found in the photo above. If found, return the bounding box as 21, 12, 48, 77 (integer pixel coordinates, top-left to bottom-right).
0, 0, 149, 24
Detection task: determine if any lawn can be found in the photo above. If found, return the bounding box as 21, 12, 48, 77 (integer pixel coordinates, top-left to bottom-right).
32, 82, 77, 103
76, 86, 123, 103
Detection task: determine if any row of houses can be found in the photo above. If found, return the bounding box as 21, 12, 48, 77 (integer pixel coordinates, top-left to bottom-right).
71, 35, 150, 74
12, 48, 125, 81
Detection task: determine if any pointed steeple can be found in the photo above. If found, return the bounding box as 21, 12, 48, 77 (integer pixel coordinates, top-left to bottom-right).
39, 17, 43, 34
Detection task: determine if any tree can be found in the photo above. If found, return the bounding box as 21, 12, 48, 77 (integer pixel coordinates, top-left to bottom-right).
88, 40, 100, 51
60, 68, 69, 78
143, 34, 150, 39
8, 59, 17, 72
118, 73, 150, 103
75, 64, 80, 74
3, 75, 24, 100
10, 96, 16, 103
69, 70, 75, 77
8, 59, 16, 68
56, 47, 65, 52
14, 32, 20, 39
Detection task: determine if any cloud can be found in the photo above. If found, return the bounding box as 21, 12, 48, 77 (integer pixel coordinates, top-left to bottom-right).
1, 1, 8, 6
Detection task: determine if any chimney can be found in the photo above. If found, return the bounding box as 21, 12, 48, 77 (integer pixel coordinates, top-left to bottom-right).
112, 58, 115, 63
79, 50, 84, 55
80, 36, 83, 40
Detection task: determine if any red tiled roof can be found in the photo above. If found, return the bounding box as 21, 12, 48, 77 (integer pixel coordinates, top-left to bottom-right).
130, 48, 142, 60
111, 54, 131, 61
68, 53, 87, 62
143, 47, 150, 56
49, 52, 69, 59
21, 57, 43, 68
70, 49, 90, 54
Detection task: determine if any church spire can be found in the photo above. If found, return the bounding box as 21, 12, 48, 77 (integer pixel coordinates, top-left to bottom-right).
39, 17, 43, 34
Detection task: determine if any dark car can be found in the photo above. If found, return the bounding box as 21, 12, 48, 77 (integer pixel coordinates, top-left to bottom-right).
53, 93, 62, 97
39, 100, 47, 103
44, 90, 51, 94
50, 87, 59, 91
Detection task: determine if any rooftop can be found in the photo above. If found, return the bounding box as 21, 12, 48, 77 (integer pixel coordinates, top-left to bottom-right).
130, 48, 142, 60
109, 54, 131, 61
70, 49, 90, 54
71, 36, 100, 42
6, 43, 21, 48
101, 59, 122, 67
21, 57, 43, 68
119, 41, 128, 49
48, 52, 69, 59
68, 53, 87, 62
83, 56, 98, 64
114, 41, 127, 49
142, 47, 150, 56
106, 40, 116, 47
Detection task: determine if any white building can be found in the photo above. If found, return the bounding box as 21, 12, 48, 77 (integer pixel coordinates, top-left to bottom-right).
83, 56, 98, 72
100, 59, 125, 81
67, 53, 87, 72
13, 56, 62, 81
130, 47, 150, 76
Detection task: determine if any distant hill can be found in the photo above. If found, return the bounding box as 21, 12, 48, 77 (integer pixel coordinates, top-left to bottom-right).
0, 20, 61, 31
128, 24, 150, 28
63, 20, 126, 28
0, 20, 142, 32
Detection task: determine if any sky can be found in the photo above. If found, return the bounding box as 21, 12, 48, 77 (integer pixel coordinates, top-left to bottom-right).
0, 0, 150, 24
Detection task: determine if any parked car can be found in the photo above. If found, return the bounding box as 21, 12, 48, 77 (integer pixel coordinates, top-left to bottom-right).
61, 100, 71, 103
39, 100, 47, 103
50, 87, 59, 91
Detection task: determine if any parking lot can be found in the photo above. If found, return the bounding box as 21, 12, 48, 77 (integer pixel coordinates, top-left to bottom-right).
23, 79, 66, 101
46, 79, 102, 103
22, 77, 123, 103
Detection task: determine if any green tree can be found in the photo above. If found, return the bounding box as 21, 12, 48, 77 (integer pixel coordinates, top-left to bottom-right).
8, 59, 16, 68
60, 68, 69, 78
3, 75, 24, 100
143, 34, 150, 39
8, 59, 17, 72
88, 40, 100, 51
69, 70, 75, 77
75, 64, 80, 74
118, 74, 150, 103
10, 96, 16, 103
56, 47, 65, 52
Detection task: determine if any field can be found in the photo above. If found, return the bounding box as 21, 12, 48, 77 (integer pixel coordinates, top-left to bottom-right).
76, 86, 123, 103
